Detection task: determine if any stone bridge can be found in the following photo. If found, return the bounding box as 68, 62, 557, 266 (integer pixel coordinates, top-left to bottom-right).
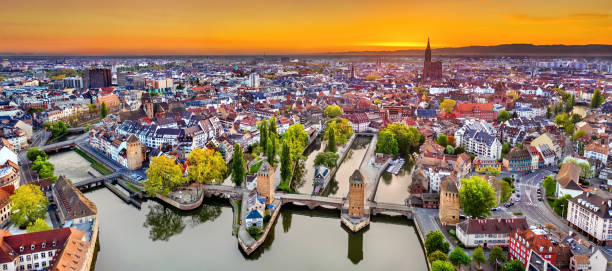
40, 140, 77, 152
280, 193, 345, 210
74, 172, 122, 190
202, 184, 244, 200
370, 202, 413, 217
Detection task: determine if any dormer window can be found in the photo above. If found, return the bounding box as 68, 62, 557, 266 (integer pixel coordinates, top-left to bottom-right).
19, 246, 23, 252
42, 243, 46, 248
30, 245, 35, 250
52, 241, 56, 247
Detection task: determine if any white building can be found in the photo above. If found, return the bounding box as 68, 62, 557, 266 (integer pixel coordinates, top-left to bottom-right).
455, 218, 529, 248
454, 119, 502, 160
567, 193, 612, 246
248, 73, 260, 88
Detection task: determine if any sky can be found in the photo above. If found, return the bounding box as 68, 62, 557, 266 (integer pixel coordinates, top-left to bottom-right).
0, 0, 610, 55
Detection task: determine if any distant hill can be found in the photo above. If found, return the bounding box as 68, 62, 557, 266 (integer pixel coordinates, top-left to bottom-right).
334, 44, 612, 57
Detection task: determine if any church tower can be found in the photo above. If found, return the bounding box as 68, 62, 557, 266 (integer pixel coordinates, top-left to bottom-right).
142, 93, 154, 119
424, 37, 432, 63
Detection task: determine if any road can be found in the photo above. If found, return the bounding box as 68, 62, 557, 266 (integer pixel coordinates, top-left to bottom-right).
18, 130, 50, 185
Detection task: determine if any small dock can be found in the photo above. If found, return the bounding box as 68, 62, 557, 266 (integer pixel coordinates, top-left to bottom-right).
386, 158, 405, 175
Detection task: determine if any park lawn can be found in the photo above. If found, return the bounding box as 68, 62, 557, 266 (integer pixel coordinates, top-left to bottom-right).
249, 160, 263, 174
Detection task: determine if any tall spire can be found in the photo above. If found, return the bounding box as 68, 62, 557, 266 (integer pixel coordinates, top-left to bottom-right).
425, 37, 431, 63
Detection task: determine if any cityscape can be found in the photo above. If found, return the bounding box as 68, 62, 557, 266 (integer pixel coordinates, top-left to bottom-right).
1, 1, 612, 271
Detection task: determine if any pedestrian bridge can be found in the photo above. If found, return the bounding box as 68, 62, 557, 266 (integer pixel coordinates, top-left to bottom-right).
201, 184, 244, 199
370, 202, 413, 216
73, 172, 122, 189
40, 140, 77, 152
280, 193, 344, 209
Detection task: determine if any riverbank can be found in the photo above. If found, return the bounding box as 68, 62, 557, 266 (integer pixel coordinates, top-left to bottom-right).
86, 188, 427, 270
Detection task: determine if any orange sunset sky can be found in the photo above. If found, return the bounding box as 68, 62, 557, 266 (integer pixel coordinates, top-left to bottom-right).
1, 0, 610, 55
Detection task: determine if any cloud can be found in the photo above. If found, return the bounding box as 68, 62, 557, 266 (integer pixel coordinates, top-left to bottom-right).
509, 13, 610, 23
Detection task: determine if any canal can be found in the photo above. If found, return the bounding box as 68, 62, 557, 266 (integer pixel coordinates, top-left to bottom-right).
323, 136, 372, 198
292, 136, 326, 194
375, 156, 416, 205
85, 189, 427, 271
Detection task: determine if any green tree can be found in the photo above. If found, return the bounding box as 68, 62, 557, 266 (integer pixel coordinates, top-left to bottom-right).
546, 105, 552, 118
376, 129, 399, 155
431, 260, 455, 271
543, 176, 556, 197
427, 250, 449, 263
326, 126, 338, 152
247, 225, 263, 239
565, 94, 575, 113
187, 148, 227, 184
459, 176, 497, 218
590, 88, 604, 109
269, 116, 278, 138
314, 152, 339, 169
488, 246, 506, 266
572, 130, 586, 141
26, 218, 51, 233
100, 102, 108, 118
445, 145, 455, 155
26, 147, 47, 162
382, 123, 422, 155
267, 137, 275, 165
281, 123, 309, 163
436, 134, 448, 147
258, 120, 268, 153
500, 181, 512, 203
231, 143, 246, 186
324, 105, 343, 118
10, 184, 49, 228
144, 156, 185, 196
571, 113, 582, 124
43, 121, 70, 139
280, 141, 292, 185
449, 247, 471, 269
552, 195, 572, 217
439, 99, 456, 113
324, 118, 354, 145
472, 247, 486, 269
425, 231, 450, 254
502, 260, 523, 271
497, 110, 510, 122
31, 156, 55, 180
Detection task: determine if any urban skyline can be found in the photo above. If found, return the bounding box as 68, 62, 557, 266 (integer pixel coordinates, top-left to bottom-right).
1, 0, 611, 55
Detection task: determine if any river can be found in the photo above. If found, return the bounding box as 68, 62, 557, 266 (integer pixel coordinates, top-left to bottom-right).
85, 189, 427, 271
323, 136, 372, 198
48, 148, 427, 271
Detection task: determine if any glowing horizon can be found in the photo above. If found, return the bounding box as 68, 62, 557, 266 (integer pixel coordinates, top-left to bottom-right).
0, 0, 610, 55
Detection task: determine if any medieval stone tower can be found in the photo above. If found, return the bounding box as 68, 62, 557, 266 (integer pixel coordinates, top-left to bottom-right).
348, 170, 365, 217
256, 161, 275, 204
142, 93, 154, 119
126, 134, 144, 170
439, 175, 460, 225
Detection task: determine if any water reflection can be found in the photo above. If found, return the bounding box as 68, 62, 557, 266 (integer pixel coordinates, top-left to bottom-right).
375, 155, 416, 205
143, 205, 185, 242
346, 226, 365, 264
143, 201, 222, 241
323, 136, 371, 197
294, 136, 324, 194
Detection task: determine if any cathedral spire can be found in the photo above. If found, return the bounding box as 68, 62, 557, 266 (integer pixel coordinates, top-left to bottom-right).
425, 37, 432, 63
